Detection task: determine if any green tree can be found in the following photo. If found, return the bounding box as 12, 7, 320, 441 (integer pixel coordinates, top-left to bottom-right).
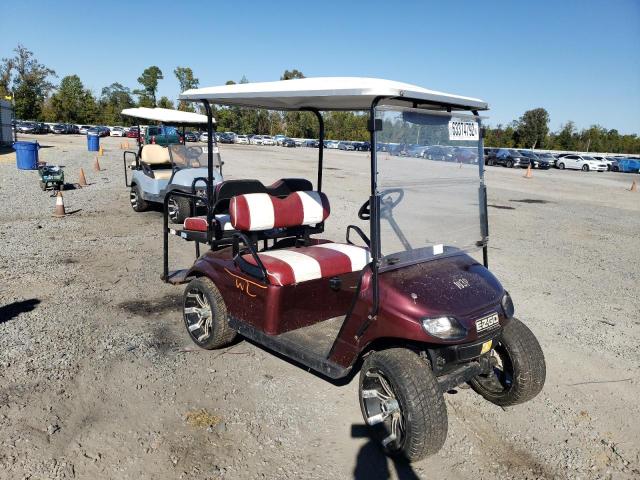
157, 96, 174, 109
135, 66, 163, 107
2, 45, 56, 120
516, 108, 549, 148
99, 82, 135, 125
280, 69, 305, 80
174, 67, 199, 111
48, 75, 97, 123
555, 121, 576, 150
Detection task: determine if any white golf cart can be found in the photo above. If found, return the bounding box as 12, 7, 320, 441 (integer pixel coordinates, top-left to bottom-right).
121, 107, 223, 223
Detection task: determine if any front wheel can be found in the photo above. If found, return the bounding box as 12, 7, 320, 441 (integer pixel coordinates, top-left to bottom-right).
506, 160, 514, 168
582, 164, 589, 172
359, 348, 447, 463
558, 162, 565, 170
469, 318, 546, 407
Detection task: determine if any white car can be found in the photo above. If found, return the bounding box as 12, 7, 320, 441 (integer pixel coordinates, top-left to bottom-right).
593, 156, 613, 171
250, 135, 263, 145
199, 132, 209, 142
273, 134, 286, 145
261, 135, 275, 146
110, 126, 125, 137
557, 155, 607, 172
235, 134, 249, 144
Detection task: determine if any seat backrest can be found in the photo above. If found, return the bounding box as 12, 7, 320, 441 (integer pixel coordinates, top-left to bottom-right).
140, 144, 170, 165
266, 178, 313, 197
230, 191, 330, 231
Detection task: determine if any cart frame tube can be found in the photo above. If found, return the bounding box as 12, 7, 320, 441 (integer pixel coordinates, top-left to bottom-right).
301, 108, 324, 191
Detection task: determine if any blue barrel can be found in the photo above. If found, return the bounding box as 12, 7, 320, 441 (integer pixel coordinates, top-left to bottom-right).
87, 133, 100, 151
13, 141, 40, 170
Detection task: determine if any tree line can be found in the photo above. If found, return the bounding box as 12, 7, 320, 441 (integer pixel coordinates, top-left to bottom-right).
1, 45, 638, 153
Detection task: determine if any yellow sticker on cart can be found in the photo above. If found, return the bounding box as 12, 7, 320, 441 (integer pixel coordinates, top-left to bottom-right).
481, 340, 493, 354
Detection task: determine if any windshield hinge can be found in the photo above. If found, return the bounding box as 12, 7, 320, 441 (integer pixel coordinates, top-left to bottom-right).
368, 118, 382, 132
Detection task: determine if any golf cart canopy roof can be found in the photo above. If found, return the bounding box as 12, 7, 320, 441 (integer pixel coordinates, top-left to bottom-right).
178, 77, 488, 111
121, 107, 211, 124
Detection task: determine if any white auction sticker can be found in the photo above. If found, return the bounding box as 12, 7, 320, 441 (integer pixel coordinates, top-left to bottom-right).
448, 118, 479, 141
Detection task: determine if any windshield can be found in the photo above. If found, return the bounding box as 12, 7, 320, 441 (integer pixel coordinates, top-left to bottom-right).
583, 156, 596, 160
168, 144, 221, 169
375, 106, 485, 269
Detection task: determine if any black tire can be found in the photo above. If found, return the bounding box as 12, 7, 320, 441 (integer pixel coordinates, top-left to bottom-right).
558, 162, 565, 170
359, 348, 447, 463
130, 184, 148, 212
469, 318, 546, 407
167, 194, 191, 224
582, 164, 589, 172
506, 160, 513, 168
183, 277, 236, 350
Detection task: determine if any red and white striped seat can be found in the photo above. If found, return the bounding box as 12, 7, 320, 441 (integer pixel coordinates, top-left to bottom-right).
230, 191, 330, 231
183, 214, 233, 232
243, 243, 371, 286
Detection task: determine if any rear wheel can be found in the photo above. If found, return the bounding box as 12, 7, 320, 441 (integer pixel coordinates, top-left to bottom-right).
469, 318, 546, 407
359, 348, 447, 463
183, 277, 236, 350
130, 184, 148, 212
167, 194, 191, 224
582, 164, 589, 172
558, 162, 565, 170
506, 160, 514, 168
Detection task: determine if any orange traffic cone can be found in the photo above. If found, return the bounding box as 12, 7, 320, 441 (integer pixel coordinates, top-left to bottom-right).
52, 191, 66, 218
93, 156, 102, 172
124, 141, 129, 149
98, 146, 104, 156
630, 180, 637, 192
78, 168, 88, 187
524, 165, 533, 178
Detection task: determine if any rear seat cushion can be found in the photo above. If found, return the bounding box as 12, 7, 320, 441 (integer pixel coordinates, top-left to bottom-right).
183, 214, 233, 232
230, 191, 330, 231
243, 243, 370, 286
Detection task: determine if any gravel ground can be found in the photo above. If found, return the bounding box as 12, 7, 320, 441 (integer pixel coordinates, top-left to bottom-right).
0, 134, 639, 480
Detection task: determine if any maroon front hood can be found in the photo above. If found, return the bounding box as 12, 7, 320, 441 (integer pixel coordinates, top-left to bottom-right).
378, 253, 504, 326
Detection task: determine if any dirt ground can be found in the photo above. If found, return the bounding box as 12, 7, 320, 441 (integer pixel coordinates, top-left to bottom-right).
0, 134, 639, 480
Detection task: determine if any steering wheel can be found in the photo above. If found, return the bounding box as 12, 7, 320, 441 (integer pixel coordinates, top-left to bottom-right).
358, 188, 405, 220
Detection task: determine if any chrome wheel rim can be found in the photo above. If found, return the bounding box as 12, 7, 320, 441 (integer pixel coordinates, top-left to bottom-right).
167, 197, 179, 221
130, 189, 138, 208
361, 369, 405, 450
184, 287, 213, 343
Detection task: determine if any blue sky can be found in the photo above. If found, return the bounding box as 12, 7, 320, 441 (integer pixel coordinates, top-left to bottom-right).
2, 0, 639, 133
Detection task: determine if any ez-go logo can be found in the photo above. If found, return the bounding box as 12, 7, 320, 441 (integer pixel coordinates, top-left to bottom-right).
475, 313, 500, 333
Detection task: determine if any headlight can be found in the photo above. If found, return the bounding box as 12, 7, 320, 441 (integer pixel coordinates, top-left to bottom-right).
501, 291, 515, 319
421, 316, 467, 340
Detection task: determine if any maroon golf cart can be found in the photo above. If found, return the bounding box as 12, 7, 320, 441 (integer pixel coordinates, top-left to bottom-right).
163, 77, 546, 462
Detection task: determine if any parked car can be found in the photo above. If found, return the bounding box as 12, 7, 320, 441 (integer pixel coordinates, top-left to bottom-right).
556, 154, 607, 172
558, 154, 607, 172
249, 135, 263, 145
453, 147, 478, 164
127, 127, 140, 139
337, 141, 355, 151
199, 132, 209, 142
235, 134, 249, 144
273, 134, 286, 146
423, 145, 454, 161
353, 141, 370, 151
261, 135, 275, 146
110, 126, 125, 137
184, 131, 198, 142
145, 126, 181, 146
79, 125, 91, 135
218, 133, 235, 144
592, 156, 613, 171
483, 147, 498, 164
282, 137, 296, 147
617, 157, 640, 173
518, 150, 550, 169
305, 139, 320, 148
534, 152, 557, 168
51, 124, 67, 134
493, 149, 530, 168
